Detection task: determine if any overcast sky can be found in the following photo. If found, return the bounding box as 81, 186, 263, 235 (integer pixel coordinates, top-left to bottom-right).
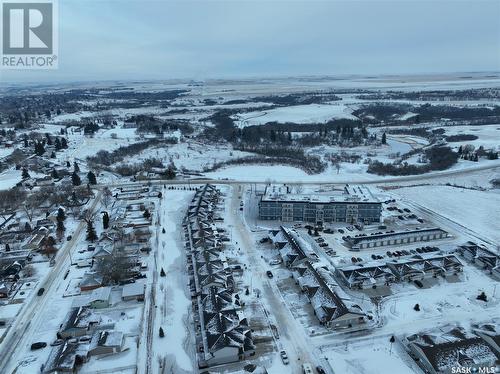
1, 0, 499, 83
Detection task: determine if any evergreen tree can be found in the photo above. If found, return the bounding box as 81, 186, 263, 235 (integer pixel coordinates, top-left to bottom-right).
66, 160, 71, 168
56, 207, 66, 234
22, 168, 30, 179
54, 137, 61, 150
87, 171, 97, 185
34, 140, 45, 156
56, 207, 66, 222
61, 138, 68, 148
45, 133, 52, 145
381, 132, 387, 145
72, 171, 81, 186
74, 161, 80, 173
164, 163, 176, 180
86, 220, 97, 242
52, 169, 59, 179
143, 209, 151, 219
102, 211, 109, 229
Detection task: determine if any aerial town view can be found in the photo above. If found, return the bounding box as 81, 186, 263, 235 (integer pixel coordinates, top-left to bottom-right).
0, 1, 499, 374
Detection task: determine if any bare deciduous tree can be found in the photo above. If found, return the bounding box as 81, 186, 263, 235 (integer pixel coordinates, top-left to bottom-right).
95, 251, 137, 285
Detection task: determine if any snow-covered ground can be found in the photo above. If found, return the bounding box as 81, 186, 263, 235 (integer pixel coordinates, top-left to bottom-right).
233, 103, 357, 128
149, 189, 194, 373
0, 147, 14, 160
323, 337, 416, 374
394, 185, 500, 242
444, 124, 500, 150
0, 169, 22, 190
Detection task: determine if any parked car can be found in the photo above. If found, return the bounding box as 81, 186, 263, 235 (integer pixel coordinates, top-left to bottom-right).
302, 363, 314, 374
280, 350, 289, 365
266, 270, 274, 278
414, 280, 424, 288
269, 258, 282, 265
37, 288, 45, 296
79, 335, 91, 342
50, 339, 64, 346
316, 366, 326, 374
30, 342, 47, 350
338, 229, 344, 234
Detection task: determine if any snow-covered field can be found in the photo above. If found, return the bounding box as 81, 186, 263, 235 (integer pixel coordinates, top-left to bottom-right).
234, 103, 357, 128
394, 185, 500, 242
444, 124, 500, 150
125, 141, 255, 172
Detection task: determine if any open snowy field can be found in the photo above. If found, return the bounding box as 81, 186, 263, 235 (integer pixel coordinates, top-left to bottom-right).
233, 103, 357, 128
323, 337, 416, 374
444, 124, 500, 150
394, 185, 500, 242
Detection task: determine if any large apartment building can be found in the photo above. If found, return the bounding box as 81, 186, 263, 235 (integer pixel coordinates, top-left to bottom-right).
259, 184, 382, 224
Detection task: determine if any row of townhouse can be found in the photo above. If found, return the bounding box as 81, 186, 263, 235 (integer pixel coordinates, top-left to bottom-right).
404, 323, 500, 374
457, 241, 500, 280
343, 227, 449, 251
183, 184, 255, 368
337, 254, 464, 289
269, 226, 367, 329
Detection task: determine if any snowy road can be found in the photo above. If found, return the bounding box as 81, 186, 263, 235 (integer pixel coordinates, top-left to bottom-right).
228, 184, 328, 373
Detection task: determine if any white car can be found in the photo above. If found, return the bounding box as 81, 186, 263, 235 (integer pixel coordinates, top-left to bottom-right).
280, 350, 289, 365
269, 258, 282, 265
